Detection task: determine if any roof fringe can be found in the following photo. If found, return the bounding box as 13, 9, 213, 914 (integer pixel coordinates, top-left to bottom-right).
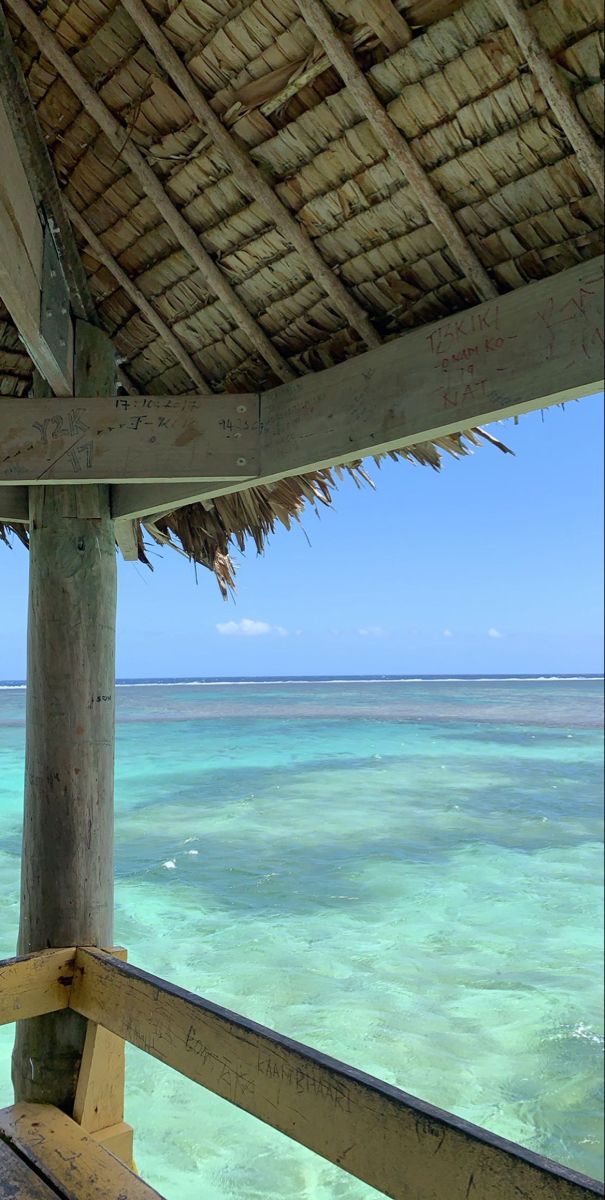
135, 425, 511, 597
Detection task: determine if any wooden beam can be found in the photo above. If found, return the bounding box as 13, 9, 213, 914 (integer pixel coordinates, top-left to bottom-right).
0, 392, 260, 484
91, 1122, 135, 1167
0, 6, 95, 325
70, 949, 603, 1200
259, 255, 604, 482
73, 947, 128, 1133
0, 1139, 60, 1200
111, 481, 238, 520
0, 31, 78, 397
73, 947, 134, 1168
114, 518, 140, 560
0, 97, 73, 396
0, 949, 75, 1026
0, 1105, 156, 1200
0, 487, 29, 523
1, 258, 601, 503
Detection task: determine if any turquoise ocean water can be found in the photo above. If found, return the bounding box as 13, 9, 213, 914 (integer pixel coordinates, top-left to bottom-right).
0, 676, 603, 1196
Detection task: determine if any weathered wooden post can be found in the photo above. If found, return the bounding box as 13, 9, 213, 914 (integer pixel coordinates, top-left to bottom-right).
12, 322, 117, 1109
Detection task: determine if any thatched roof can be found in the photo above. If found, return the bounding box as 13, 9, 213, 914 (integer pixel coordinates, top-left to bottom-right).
0, 0, 603, 586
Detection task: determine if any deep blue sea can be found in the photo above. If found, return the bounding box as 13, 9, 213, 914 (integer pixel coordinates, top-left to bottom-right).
0, 675, 603, 1197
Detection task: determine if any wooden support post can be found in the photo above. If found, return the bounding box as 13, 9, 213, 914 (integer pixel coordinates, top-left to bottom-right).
73, 948, 134, 1168
12, 322, 117, 1111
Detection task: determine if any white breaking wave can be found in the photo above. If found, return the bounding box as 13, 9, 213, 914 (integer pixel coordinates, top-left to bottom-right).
1, 676, 602, 691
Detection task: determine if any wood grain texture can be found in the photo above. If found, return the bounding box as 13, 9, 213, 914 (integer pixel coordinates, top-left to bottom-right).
0, 1139, 60, 1200
0, 393, 260, 485
2, 259, 602, 497
0, 1104, 164, 1199
110, 481, 238, 520
113, 519, 139, 560
12, 326, 117, 1110
0, 93, 73, 396
0, 487, 28, 523
260, 254, 605, 481
0, 7, 94, 326
91, 1121, 135, 1168
73, 949, 128, 1135
73, 1025, 126, 1132
71, 950, 604, 1200
0, 950, 75, 1027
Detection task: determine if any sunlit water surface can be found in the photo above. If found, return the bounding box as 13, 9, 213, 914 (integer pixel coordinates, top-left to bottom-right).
0, 677, 603, 1197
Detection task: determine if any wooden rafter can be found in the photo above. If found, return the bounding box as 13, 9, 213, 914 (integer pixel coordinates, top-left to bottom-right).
1, 258, 602, 500
63, 197, 211, 392
6, 0, 296, 385
120, 0, 380, 351
295, 0, 498, 303
0, 7, 94, 327
0, 93, 73, 396
496, 0, 604, 205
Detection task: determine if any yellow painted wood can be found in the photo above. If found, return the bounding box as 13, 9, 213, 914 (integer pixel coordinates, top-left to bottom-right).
73, 1023, 126, 1131
71, 949, 603, 1200
91, 1121, 135, 1167
74, 949, 128, 1134
0, 949, 75, 1026
0, 1139, 59, 1200
0, 1105, 164, 1200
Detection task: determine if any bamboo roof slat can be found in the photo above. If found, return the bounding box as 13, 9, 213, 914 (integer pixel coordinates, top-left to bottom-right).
296, 0, 498, 302
0, 0, 603, 582
64, 196, 211, 390
6, 0, 296, 385
120, 0, 381, 349
497, 0, 604, 203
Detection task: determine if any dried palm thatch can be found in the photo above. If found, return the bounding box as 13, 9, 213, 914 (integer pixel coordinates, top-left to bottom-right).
0, 0, 602, 586
136, 426, 512, 594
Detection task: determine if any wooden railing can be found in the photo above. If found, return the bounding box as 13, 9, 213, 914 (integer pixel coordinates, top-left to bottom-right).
1, 948, 603, 1200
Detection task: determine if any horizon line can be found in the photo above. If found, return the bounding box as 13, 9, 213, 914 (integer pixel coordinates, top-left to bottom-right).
1, 672, 603, 687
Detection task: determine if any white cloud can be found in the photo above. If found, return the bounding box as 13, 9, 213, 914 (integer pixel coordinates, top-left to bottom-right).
487, 627, 504, 639
216, 618, 288, 637
442, 628, 453, 638
358, 626, 384, 637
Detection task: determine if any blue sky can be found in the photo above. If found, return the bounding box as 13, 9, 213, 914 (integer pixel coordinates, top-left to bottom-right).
0, 394, 603, 678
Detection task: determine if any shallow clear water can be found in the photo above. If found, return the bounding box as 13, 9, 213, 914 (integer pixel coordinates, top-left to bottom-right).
0, 677, 603, 1196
